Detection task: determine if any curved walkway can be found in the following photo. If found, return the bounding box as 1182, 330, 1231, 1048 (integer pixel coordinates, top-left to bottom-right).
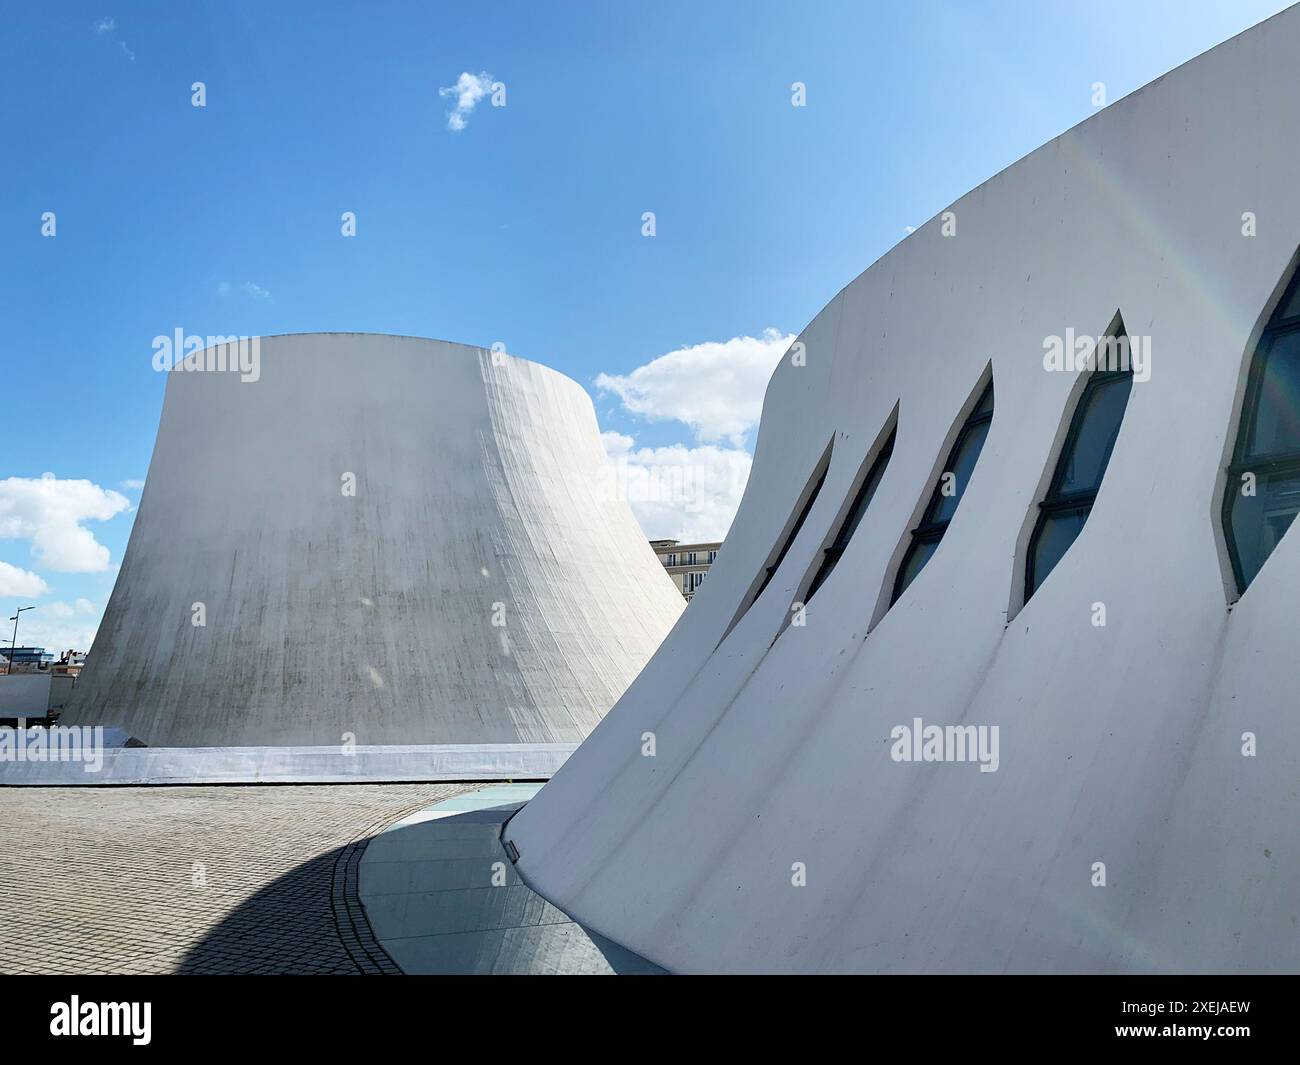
359, 785, 664, 974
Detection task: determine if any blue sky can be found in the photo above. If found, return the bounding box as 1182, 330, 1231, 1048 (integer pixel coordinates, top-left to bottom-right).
0, 0, 1291, 652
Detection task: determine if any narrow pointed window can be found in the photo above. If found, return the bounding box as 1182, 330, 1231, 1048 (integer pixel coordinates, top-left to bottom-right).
1223, 269, 1300, 595
805, 428, 895, 601
754, 467, 827, 601
722, 441, 833, 642
1025, 331, 1134, 601
891, 380, 993, 604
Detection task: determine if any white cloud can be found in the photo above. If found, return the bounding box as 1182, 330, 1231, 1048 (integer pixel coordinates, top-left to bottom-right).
44, 598, 97, 618
601, 432, 751, 543
218, 280, 271, 301
121, 479, 145, 490
439, 71, 494, 132
92, 16, 134, 60
595, 328, 794, 446
13, 600, 101, 656
0, 474, 130, 573
0, 562, 50, 598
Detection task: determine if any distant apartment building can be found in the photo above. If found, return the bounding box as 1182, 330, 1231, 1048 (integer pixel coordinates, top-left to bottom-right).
0, 646, 53, 674
650, 539, 721, 600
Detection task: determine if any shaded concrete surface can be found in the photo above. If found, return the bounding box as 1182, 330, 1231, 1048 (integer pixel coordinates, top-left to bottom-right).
360, 785, 664, 974
0, 783, 472, 974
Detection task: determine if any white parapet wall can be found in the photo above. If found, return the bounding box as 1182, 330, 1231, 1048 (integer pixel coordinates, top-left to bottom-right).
505, 9, 1300, 973
0, 742, 576, 786
0, 675, 53, 720
60, 333, 683, 748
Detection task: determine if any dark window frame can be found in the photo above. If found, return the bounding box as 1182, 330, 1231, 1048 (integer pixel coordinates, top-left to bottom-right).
753, 467, 827, 602
805, 427, 896, 601
1222, 274, 1300, 595
890, 381, 994, 605
1024, 363, 1133, 601
719, 438, 836, 646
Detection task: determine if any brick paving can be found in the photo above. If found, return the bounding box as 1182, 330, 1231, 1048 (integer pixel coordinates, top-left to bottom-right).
0, 783, 476, 974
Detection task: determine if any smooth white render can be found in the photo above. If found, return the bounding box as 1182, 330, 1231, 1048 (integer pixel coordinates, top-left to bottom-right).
506, 10, 1300, 974
63, 334, 683, 747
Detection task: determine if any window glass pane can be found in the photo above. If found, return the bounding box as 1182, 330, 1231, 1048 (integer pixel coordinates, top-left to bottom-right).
1228, 470, 1300, 589
1247, 331, 1300, 458
1028, 508, 1090, 597
894, 538, 939, 601
927, 420, 990, 524
1277, 280, 1300, 322
1055, 375, 1133, 494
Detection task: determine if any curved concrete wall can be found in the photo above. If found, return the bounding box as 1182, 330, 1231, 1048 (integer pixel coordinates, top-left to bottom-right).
64, 334, 683, 747
506, 10, 1300, 973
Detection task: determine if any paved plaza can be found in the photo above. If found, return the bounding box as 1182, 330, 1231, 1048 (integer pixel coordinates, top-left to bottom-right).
0, 783, 476, 974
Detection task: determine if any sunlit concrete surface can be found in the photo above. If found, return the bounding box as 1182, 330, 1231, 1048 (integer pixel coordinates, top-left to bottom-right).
62, 333, 683, 748
0, 784, 473, 974
360, 786, 662, 974
506, 9, 1300, 973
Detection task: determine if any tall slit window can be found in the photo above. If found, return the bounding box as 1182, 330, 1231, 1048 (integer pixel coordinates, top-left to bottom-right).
1223, 267, 1300, 595
721, 443, 834, 644
754, 466, 827, 601
891, 380, 993, 604
1025, 334, 1134, 601
805, 428, 895, 600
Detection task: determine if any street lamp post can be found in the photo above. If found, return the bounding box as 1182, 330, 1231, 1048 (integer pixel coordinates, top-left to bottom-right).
6, 606, 34, 675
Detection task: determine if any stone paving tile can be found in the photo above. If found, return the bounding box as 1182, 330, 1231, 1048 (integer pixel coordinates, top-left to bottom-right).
0, 783, 475, 974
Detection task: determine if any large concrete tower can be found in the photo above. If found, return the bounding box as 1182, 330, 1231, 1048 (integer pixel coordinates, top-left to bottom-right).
63, 333, 683, 747
505, 9, 1300, 972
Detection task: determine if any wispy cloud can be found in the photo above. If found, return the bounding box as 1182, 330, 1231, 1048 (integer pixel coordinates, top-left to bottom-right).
439, 71, 493, 132
14, 599, 102, 655
92, 16, 135, 61
120, 479, 145, 490
595, 328, 794, 447
218, 280, 272, 301
600, 432, 752, 543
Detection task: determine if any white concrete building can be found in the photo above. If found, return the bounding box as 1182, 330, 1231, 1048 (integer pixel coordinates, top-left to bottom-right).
505, 10, 1300, 973
62, 334, 683, 747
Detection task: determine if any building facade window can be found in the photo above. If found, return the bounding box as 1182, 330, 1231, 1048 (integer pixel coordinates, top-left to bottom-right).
891, 380, 993, 605
708, 550, 717, 562
1025, 335, 1134, 601
665, 553, 677, 566
1223, 268, 1300, 595
806, 426, 896, 601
